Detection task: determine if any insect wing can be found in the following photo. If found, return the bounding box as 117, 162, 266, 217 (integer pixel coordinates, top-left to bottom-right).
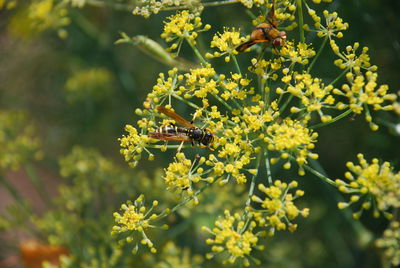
149, 132, 192, 141
157, 106, 195, 128
266, 0, 277, 27
236, 40, 256, 52
237, 39, 270, 52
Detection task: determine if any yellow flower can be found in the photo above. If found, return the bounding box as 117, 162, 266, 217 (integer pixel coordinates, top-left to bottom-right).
306, 9, 348, 39
279, 41, 316, 65
220, 73, 252, 100
164, 152, 193, 190
146, 68, 183, 104
279, 73, 336, 122
203, 211, 260, 266
28, 0, 70, 36
375, 221, 400, 266
335, 71, 396, 128
333, 42, 376, 72
0, 110, 42, 171
147, 241, 203, 268
206, 28, 247, 62
0, 0, 17, 9
242, 101, 279, 132
264, 118, 318, 174
133, 0, 204, 18
119, 125, 153, 167
336, 154, 400, 219
251, 180, 308, 233
112, 195, 162, 253
249, 58, 282, 82
64, 67, 114, 103
161, 10, 210, 50
182, 66, 218, 98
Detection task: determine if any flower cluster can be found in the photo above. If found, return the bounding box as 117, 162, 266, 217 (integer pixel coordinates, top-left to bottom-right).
206, 28, 247, 62
133, 0, 203, 18
220, 73, 252, 100
280, 72, 336, 122
161, 10, 210, 51
142, 241, 204, 268
64, 67, 114, 103
28, 0, 70, 38
335, 71, 396, 129
164, 153, 211, 194
0, 0, 17, 9
332, 42, 376, 72
112, 195, 165, 253
251, 180, 309, 233
119, 124, 154, 167
0, 110, 42, 172
58, 146, 131, 211
264, 118, 318, 174
376, 221, 400, 266
279, 41, 316, 65
183, 65, 218, 98
337, 154, 400, 219
202, 210, 261, 266
305, 8, 348, 39
116, 3, 398, 266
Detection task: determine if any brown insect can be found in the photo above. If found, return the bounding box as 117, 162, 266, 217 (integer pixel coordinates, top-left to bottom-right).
149, 106, 214, 148
236, 0, 286, 52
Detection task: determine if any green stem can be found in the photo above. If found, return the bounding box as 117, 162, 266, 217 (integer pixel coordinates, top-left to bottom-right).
172, 94, 201, 110
158, 178, 217, 219
302, 163, 337, 187
186, 39, 208, 66
245, 151, 262, 207
232, 55, 241, 75
310, 109, 352, 129
307, 36, 328, 73
211, 93, 233, 111
296, 0, 305, 43
0, 174, 25, 205
25, 164, 52, 206
329, 68, 349, 86
264, 150, 273, 185
279, 94, 293, 114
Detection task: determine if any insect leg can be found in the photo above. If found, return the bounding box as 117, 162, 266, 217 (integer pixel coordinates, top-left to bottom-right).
177, 141, 185, 152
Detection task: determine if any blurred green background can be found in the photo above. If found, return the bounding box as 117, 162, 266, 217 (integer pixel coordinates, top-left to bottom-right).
0, 0, 399, 267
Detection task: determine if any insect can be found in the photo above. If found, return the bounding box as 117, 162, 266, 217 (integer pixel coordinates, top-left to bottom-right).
236, 0, 286, 52
149, 106, 214, 148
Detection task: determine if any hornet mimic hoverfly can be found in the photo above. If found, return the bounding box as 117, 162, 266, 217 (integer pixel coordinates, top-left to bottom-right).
149, 106, 214, 148
236, 0, 286, 52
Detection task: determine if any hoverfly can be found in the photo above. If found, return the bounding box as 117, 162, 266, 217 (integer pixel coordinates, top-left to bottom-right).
236, 0, 286, 52
149, 106, 214, 148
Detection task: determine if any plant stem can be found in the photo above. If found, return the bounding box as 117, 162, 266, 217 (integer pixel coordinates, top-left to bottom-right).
187, 39, 208, 66
172, 94, 201, 110
25, 164, 52, 206
0, 174, 25, 205
302, 163, 337, 187
211, 93, 233, 111
296, 0, 305, 43
245, 151, 262, 207
310, 109, 352, 129
232, 55, 241, 75
264, 149, 273, 185
279, 94, 293, 114
307, 36, 328, 73
329, 68, 349, 86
